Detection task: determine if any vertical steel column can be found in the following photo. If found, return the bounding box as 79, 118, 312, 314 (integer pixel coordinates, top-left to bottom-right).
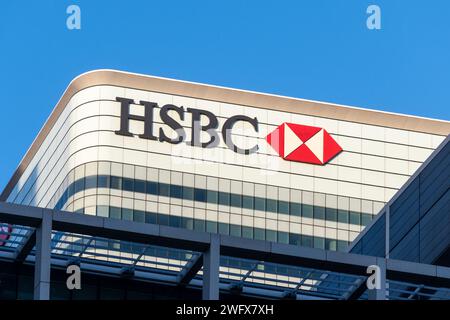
34, 211, 52, 300
202, 234, 220, 300
368, 258, 386, 300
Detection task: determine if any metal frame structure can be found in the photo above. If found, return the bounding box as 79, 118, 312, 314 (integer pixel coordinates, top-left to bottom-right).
1, 201, 450, 300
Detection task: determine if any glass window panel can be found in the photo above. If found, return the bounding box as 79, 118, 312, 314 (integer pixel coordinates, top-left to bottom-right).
123, 178, 134, 192
230, 194, 242, 208
302, 204, 313, 218
338, 209, 349, 224
302, 235, 313, 248
218, 192, 230, 206
254, 197, 265, 211
194, 189, 207, 202
158, 214, 169, 226
230, 224, 241, 237
314, 237, 325, 249
326, 239, 337, 251
207, 190, 218, 204
135, 180, 146, 194
97, 205, 109, 218
349, 212, 361, 225
169, 216, 181, 228
122, 208, 133, 221
146, 181, 158, 195
85, 176, 97, 189
159, 183, 170, 197
97, 175, 110, 188
194, 219, 205, 232
133, 210, 145, 223
278, 201, 289, 214
289, 234, 301, 246
254, 228, 265, 241
314, 206, 325, 220
74, 178, 85, 193
183, 186, 194, 200
218, 223, 229, 235
326, 208, 337, 222
361, 213, 372, 226
266, 230, 277, 242
206, 221, 217, 233
290, 203, 301, 217
145, 212, 157, 224
242, 226, 253, 239
109, 207, 121, 220
266, 199, 278, 213
182, 217, 194, 230
278, 231, 289, 244
242, 196, 253, 209
110, 176, 122, 190
170, 185, 183, 199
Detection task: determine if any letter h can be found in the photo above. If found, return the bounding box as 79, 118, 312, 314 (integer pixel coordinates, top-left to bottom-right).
115, 97, 158, 140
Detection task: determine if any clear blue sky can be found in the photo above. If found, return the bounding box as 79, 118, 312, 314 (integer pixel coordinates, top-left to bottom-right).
0, 0, 449, 191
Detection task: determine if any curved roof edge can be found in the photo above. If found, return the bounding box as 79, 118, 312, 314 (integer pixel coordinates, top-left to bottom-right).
1, 69, 450, 201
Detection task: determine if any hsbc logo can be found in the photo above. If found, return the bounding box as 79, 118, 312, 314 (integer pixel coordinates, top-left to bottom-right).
266, 123, 342, 165
115, 97, 342, 165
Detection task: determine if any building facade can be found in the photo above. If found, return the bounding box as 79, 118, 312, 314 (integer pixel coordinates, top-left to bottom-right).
1, 70, 449, 252
349, 135, 450, 266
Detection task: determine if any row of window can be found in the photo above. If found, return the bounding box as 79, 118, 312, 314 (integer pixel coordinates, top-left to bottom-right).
70, 205, 349, 251
54, 174, 374, 226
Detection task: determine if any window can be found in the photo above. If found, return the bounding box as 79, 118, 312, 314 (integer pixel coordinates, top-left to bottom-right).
194, 189, 207, 202
266, 230, 277, 242
266, 199, 278, 213
146, 181, 158, 195
122, 208, 133, 221
122, 178, 134, 192
254, 228, 265, 241
206, 221, 217, 233
314, 206, 325, 220
97, 175, 110, 188
289, 234, 301, 246
290, 203, 301, 217
74, 178, 85, 193
85, 176, 97, 189
169, 216, 181, 228
326, 207, 337, 222
207, 190, 218, 204
218, 223, 229, 235
302, 204, 313, 218
349, 212, 360, 225
182, 217, 194, 230
183, 186, 194, 200
218, 192, 229, 206
109, 207, 121, 220
338, 209, 349, 224
326, 239, 337, 251
145, 212, 157, 224
278, 231, 289, 244
170, 185, 183, 199
194, 220, 205, 232
278, 201, 289, 214
159, 183, 170, 197
254, 197, 265, 211
110, 176, 122, 190
314, 237, 325, 249
242, 196, 253, 209
302, 235, 313, 248
158, 214, 169, 226
242, 226, 253, 239
135, 180, 146, 194
361, 213, 372, 226
133, 210, 145, 223
230, 225, 241, 237
230, 194, 242, 208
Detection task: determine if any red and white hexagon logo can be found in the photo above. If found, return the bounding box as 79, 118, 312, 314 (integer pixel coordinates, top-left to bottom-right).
266, 123, 342, 165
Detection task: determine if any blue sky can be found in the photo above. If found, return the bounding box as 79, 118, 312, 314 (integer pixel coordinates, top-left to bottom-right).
0, 0, 449, 191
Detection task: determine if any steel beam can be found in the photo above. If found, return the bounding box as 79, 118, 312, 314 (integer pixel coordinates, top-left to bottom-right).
202, 234, 220, 300
177, 253, 203, 287
33, 211, 52, 300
